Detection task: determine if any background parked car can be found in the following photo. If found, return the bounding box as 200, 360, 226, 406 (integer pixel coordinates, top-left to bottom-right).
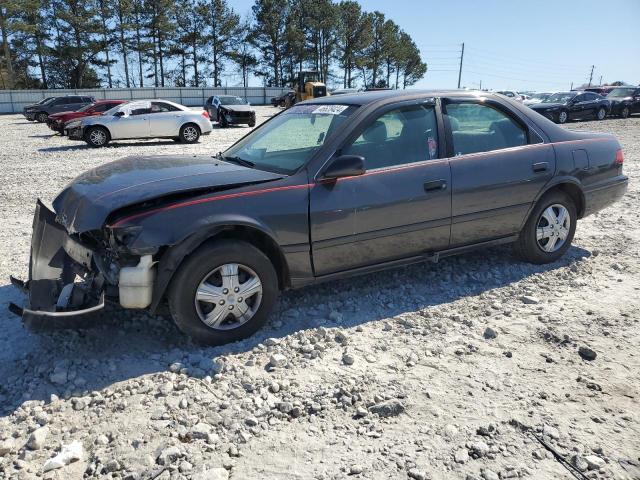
66, 100, 212, 147
46, 100, 127, 134
523, 92, 553, 106
529, 91, 610, 123
204, 95, 256, 127
584, 86, 617, 96
270, 91, 295, 107
330, 88, 360, 96
23, 95, 96, 123
605, 86, 640, 118
22, 97, 57, 121
496, 90, 523, 102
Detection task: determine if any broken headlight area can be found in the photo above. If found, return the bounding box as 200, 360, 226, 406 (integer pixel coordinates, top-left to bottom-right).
9, 200, 109, 330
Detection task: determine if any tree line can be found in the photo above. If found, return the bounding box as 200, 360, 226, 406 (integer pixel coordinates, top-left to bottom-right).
0, 0, 427, 91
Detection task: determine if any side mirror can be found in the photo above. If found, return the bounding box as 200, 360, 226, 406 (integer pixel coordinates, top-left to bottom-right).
114, 111, 125, 117
320, 155, 365, 180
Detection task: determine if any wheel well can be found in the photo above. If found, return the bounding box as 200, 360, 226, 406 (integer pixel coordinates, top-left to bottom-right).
550, 183, 585, 218
182, 122, 201, 133
210, 226, 290, 290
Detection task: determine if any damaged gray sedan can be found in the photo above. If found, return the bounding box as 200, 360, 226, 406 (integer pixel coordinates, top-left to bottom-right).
10, 90, 628, 345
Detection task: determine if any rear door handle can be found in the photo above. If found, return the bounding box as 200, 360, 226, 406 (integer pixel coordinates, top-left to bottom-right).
424, 179, 447, 192
532, 162, 549, 173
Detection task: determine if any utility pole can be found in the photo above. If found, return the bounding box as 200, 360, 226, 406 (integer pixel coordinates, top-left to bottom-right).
570, 81, 573, 91
588, 65, 595, 86
479, 80, 482, 90
457, 42, 465, 89
598, 75, 602, 86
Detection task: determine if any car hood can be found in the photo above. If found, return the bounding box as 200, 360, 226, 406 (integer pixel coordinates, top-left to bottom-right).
220, 104, 253, 112
52, 155, 284, 233
531, 103, 565, 110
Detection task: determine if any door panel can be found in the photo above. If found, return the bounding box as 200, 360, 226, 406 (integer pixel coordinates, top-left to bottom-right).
310, 102, 452, 276
110, 115, 149, 139
445, 99, 555, 246
450, 144, 555, 245
150, 112, 180, 137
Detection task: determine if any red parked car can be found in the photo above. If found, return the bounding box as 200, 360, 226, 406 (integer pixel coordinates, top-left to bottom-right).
46, 100, 127, 134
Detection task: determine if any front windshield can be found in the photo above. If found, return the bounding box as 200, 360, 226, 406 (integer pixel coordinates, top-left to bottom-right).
219, 96, 246, 105
223, 104, 358, 175
543, 93, 575, 104
531, 93, 551, 100
608, 88, 635, 98
38, 97, 55, 105
103, 102, 130, 116
78, 103, 96, 112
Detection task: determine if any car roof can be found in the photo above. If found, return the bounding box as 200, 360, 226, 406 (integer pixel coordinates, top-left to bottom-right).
303, 89, 512, 106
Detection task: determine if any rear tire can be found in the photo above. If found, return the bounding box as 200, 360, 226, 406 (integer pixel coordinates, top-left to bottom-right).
36, 112, 48, 123
85, 126, 110, 148
515, 190, 577, 264
248, 121, 256, 127
596, 107, 606, 120
168, 240, 279, 345
179, 123, 200, 143
556, 110, 568, 124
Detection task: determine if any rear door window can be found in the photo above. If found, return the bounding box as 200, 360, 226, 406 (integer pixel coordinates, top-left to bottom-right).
445, 102, 527, 156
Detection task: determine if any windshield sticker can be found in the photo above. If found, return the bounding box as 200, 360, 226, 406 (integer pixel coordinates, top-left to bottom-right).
311, 105, 349, 115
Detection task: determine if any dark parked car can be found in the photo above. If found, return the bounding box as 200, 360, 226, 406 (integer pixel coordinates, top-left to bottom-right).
23, 95, 96, 123
10, 90, 628, 346
46, 100, 127, 134
270, 91, 295, 107
529, 91, 610, 124
22, 97, 57, 121
204, 95, 255, 127
584, 86, 617, 96
605, 86, 640, 118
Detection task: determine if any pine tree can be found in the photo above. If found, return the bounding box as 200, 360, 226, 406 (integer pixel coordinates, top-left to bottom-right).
251, 0, 288, 86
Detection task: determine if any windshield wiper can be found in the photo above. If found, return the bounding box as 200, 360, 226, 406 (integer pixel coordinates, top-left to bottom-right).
220, 155, 255, 168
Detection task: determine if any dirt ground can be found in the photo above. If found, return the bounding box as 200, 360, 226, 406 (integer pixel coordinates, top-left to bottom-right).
0, 107, 638, 480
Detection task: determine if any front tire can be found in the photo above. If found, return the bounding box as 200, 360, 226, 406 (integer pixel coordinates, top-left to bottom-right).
218, 113, 229, 128
179, 123, 200, 143
620, 106, 630, 119
36, 112, 48, 123
515, 190, 577, 264
85, 126, 110, 148
596, 107, 606, 120
168, 240, 279, 345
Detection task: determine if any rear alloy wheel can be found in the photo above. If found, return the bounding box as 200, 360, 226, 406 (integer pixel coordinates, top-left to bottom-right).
596, 107, 606, 120
179, 123, 200, 143
515, 190, 577, 264
168, 240, 278, 345
621, 107, 630, 119
85, 126, 109, 148
556, 111, 568, 124
36, 112, 48, 123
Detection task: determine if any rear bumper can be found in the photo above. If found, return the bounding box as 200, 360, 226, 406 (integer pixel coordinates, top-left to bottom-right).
583, 175, 628, 217
9, 200, 105, 330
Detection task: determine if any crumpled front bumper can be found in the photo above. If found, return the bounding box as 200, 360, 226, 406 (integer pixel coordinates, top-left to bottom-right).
9, 200, 105, 330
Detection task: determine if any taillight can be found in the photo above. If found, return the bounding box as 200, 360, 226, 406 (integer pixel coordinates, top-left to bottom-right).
201, 110, 209, 119
615, 149, 624, 165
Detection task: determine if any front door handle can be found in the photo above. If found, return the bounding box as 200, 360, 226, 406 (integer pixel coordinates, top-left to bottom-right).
424, 179, 447, 192
533, 162, 549, 173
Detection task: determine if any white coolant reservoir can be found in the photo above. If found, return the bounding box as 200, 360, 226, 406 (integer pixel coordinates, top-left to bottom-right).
119, 255, 156, 309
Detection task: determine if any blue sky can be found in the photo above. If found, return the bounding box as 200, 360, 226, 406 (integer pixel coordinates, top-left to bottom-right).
231, 0, 640, 92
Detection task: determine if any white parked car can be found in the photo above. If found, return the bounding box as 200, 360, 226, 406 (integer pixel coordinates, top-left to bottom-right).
523, 92, 553, 106
65, 100, 213, 147
496, 90, 523, 102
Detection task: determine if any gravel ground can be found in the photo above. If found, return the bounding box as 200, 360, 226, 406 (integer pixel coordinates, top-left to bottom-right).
0, 108, 638, 480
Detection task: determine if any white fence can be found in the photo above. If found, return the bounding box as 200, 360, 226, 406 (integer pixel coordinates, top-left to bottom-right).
0, 87, 290, 113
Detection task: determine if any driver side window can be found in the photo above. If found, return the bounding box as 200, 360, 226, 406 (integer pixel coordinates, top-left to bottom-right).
343, 105, 439, 170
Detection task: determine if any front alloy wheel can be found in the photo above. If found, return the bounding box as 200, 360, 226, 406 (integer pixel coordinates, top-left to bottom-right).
36, 112, 48, 123
168, 240, 278, 345
621, 107, 630, 118
596, 107, 606, 120
195, 263, 263, 330
86, 127, 109, 147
